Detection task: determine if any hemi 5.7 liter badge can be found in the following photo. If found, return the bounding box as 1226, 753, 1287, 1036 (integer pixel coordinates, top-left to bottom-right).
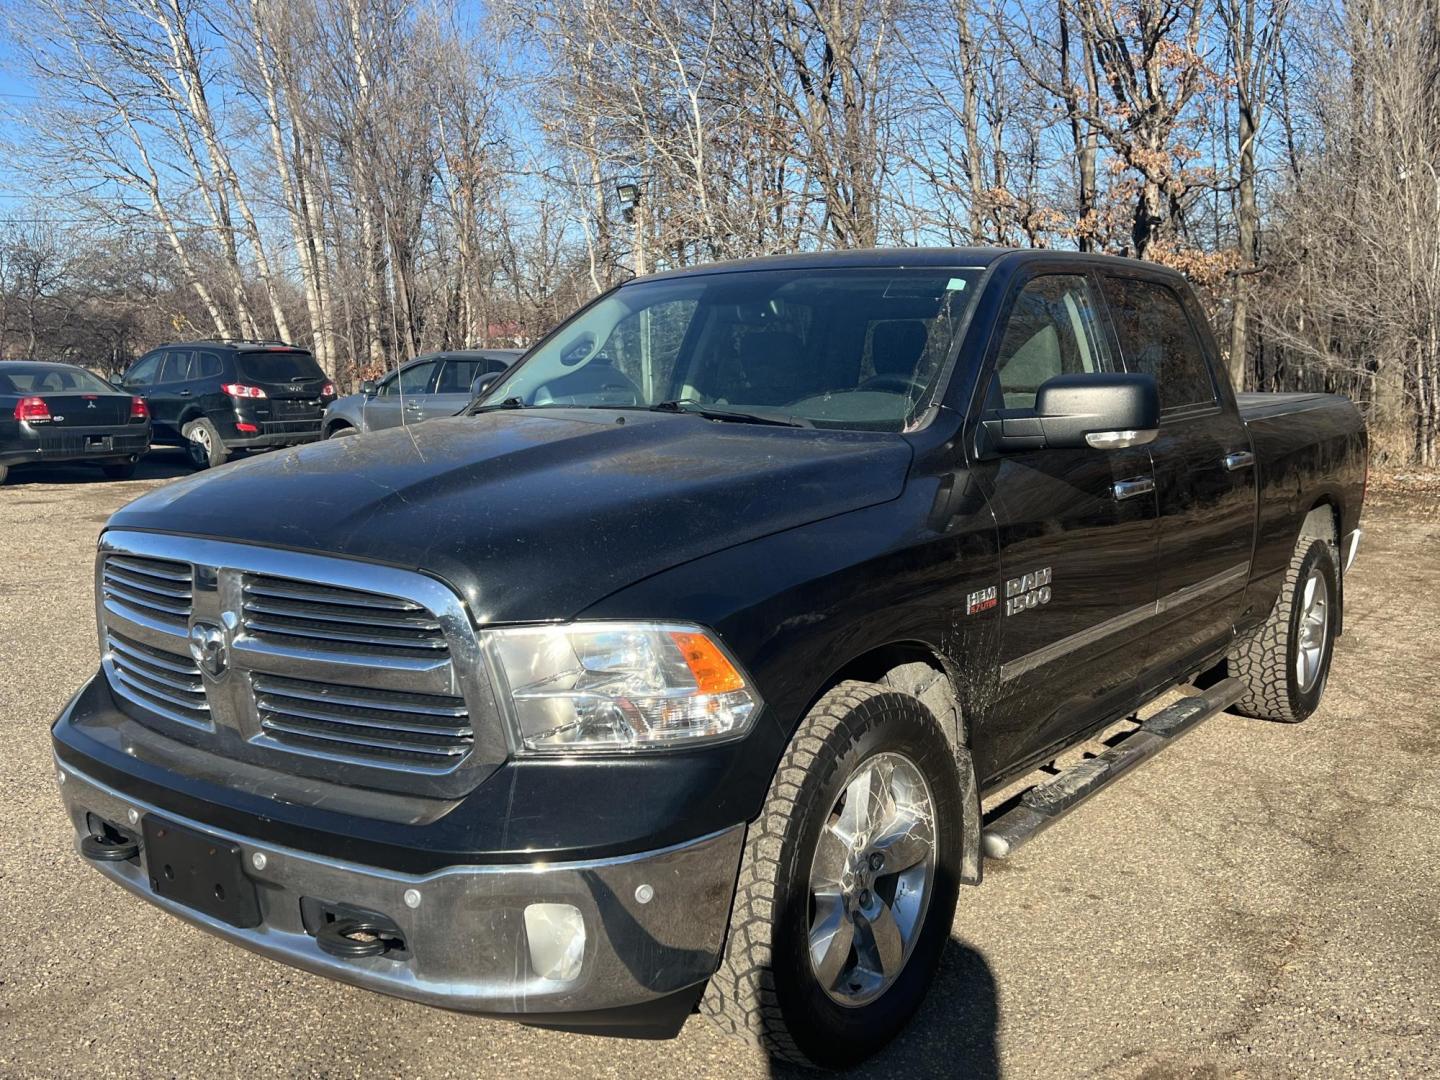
966, 585, 998, 615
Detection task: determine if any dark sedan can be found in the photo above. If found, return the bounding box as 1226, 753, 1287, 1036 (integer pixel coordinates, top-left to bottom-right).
0, 362, 151, 485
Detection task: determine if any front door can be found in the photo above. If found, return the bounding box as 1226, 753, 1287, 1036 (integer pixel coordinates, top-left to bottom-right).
969, 268, 1161, 779
363, 359, 437, 431
147, 349, 195, 441
1099, 272, 1257, 674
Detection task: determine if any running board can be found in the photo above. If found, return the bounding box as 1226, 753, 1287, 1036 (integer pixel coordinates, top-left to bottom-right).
982, 677, 1244, 860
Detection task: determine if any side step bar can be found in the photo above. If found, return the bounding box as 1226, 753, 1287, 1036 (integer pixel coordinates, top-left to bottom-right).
982, 677, 1244, 860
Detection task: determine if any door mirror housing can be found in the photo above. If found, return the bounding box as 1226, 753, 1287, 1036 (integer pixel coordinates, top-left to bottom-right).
470, 372, 501, 400
360, 379, 377, 397
981, 372, 1159, 454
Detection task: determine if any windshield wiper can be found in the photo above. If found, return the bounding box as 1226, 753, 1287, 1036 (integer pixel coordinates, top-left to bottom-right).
649, 399, 810, 428
467, 396, 526, 415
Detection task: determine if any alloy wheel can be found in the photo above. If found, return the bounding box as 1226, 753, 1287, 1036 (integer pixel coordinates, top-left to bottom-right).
807, 751, 936, 1007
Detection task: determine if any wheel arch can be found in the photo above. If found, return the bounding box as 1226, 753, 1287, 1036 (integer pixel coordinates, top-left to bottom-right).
177, 406, 208, 432
805, 639, 983, 884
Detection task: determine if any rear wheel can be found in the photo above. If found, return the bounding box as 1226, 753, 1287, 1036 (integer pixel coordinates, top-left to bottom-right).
1229, 536, 1339, 723
100, 459, 137, 480
0, 463, 8, 485
703, 681, 961, 1068
183, 418, 228, 470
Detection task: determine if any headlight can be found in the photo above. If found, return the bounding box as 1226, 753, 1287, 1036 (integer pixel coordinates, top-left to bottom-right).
487, 622, 761, 753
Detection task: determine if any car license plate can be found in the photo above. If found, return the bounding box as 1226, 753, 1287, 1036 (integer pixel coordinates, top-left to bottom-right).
141, 816, 261, 928
85, 434, 112, 450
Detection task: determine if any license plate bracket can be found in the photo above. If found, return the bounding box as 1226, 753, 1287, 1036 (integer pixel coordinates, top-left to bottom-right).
142, 816, 261, 928
85, 434, 112, 450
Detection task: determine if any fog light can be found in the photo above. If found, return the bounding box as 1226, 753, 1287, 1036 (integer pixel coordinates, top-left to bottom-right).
523, 903, 585, 982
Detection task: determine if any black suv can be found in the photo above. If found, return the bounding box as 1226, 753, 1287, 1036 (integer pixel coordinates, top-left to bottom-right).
121, 341, 335, 469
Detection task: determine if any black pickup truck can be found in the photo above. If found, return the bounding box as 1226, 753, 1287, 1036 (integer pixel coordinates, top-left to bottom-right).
51, 249, 1365, 1069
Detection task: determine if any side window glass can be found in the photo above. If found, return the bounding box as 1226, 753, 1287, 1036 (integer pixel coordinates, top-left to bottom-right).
158, 350, 194, 384
197, 351, 223, 379
391, 364, 434, 397
1101, 277, 1217, 411
124, 354, 161, 387
992, 275, 1111, 410
436, 359, 478, 393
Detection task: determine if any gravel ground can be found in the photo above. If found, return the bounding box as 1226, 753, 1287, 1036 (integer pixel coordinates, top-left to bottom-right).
2, 453, 1437, 1079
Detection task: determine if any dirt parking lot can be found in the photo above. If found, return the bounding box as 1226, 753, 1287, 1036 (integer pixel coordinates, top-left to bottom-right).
1, 455, 1437, 1079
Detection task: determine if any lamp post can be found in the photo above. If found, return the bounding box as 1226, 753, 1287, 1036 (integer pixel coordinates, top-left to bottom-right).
615, 179, 647, 277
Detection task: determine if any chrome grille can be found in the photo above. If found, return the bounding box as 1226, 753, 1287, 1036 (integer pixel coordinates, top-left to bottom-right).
101, 554, 192, 629
104, 630, 210, 729
253, 674, 472, 769
241, 575, 448, 653
94, 530, 502, 795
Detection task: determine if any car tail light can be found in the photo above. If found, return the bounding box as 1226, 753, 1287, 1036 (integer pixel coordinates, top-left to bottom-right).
321, 382, 335, 397
223, 383, 267, 399
235, 422, 258, 434
129, 396, 149, 421
14, 396, 51, 422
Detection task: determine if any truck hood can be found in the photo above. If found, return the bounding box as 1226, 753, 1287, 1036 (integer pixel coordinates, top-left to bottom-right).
110, 410, 912, 622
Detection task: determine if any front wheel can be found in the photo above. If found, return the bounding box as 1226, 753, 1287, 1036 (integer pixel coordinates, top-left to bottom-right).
702, 681, 961, 1068
1229, 536, 1339, 723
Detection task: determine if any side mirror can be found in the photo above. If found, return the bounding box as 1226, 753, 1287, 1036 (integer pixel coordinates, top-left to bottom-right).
981, 372, 1159, 454
469, 372, 501, 399
360, 379, 377, 396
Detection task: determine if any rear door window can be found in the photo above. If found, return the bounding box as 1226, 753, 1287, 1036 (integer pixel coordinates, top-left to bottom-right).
1100, 276, 1217, 412
435, 358, 480, 393
235, 350, 325, 383
157, 350, 194, 384
991, 274, 1112, 409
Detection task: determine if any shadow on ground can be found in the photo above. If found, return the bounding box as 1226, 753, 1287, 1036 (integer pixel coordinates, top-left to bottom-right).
769, 937, 1000, 1079
4, 447, 195, 487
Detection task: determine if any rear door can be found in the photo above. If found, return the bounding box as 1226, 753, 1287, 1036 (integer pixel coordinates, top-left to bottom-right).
1099, 271, 1257, 673
427, 355, 498, 420
972, 267, 1161, 772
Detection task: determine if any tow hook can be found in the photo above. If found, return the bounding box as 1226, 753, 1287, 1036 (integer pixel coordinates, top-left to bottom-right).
80, 832, 139, 862
315, 918, 404, 960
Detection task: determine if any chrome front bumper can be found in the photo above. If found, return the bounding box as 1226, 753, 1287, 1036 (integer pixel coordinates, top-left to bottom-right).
55, 758, 744, 1025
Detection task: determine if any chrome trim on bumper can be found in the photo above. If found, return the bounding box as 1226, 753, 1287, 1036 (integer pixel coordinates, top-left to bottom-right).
1343, 528, 1363, 575
56, 758, 744, 1016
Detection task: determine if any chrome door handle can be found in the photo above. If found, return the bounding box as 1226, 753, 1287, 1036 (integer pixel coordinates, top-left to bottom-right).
404, 400, 423, 410
178, 389, 192, 397
1223, 451, 1255, 471
1113, 477, 1156, 501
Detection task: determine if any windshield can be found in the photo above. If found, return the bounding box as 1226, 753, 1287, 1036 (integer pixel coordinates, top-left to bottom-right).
236, 350, 325, 382
0, 364, 115, 394
485, 267, 984, 431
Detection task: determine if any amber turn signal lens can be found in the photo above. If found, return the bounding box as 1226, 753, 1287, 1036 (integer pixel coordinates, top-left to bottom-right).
669, 631, 746, 694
